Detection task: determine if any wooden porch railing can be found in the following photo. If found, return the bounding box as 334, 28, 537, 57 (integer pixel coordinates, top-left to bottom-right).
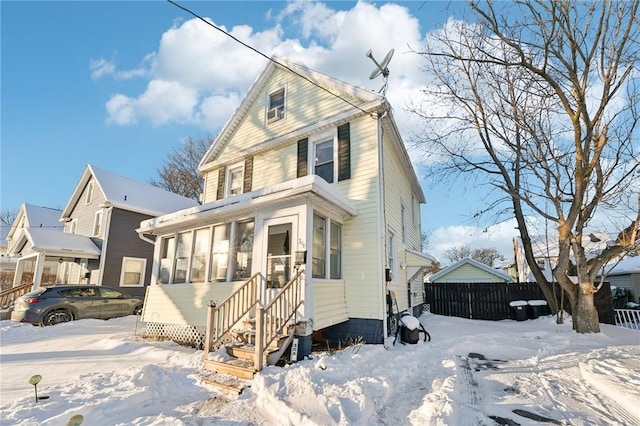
254, 269, 304, 371
0, 283, 33, 309
204, 274, 260, 358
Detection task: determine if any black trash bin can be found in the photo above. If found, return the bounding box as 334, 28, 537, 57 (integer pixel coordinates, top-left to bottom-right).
509, 300, 528, 321
294, 335, 312, 361
527, 300, 548, 319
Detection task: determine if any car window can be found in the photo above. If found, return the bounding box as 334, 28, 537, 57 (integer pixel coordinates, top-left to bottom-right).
59, 287, 98, 297
100, 288, 124, 298
23, 288, 47, 297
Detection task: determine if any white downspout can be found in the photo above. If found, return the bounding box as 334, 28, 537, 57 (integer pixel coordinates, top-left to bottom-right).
377, 109, 389, 347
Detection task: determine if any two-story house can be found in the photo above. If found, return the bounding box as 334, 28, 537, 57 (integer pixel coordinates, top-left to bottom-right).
137, 57, 433, 353
9, 165, 198, 297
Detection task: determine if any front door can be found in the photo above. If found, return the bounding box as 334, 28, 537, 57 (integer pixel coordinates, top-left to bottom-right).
262, 217, 296, 290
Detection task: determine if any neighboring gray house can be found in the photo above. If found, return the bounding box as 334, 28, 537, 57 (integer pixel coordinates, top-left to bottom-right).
428, 257, 513, 283
601, 256, 640, 304
9, 165, 199, 296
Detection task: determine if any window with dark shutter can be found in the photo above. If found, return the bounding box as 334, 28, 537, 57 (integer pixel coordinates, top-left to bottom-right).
337, 122, 351, 181
216, 168, 225, 200
297, 138, 308, 178
243, 157, 253, 193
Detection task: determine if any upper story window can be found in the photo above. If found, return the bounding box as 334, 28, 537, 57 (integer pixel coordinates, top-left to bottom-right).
85, 181, 94, 205
267, 88, 285, 124
226, 163, 244, 197
297, 122, 350, 183
93, 210, 103, 237
314, 137, 335, 183
67, 219, 78, 234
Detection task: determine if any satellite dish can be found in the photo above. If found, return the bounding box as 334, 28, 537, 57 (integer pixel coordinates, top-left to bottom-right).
366, 48, 394, 80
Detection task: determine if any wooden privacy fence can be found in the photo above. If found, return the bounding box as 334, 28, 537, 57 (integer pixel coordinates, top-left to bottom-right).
424, 281, 615, 323
424, 282, 547, 320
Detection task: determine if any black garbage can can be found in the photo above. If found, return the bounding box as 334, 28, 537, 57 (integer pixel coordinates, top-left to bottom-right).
509, 300, 528, 321
294, 335, 312, 361
527, 300, 548, 319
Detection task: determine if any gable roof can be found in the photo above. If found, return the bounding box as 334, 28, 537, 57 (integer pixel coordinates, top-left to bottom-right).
6, 203, 63, 252
429, 257, 513, 283
24, 227, 101, 258
604, 255, 640, 276
197, 56, 425, 203
61, 165, 199, 219
198, 56, 384, 171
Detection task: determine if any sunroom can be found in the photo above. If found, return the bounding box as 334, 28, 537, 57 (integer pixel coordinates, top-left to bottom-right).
137, 175, 357, 339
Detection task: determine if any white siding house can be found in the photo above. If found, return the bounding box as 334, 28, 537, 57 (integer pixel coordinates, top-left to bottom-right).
138, 57, 433, 345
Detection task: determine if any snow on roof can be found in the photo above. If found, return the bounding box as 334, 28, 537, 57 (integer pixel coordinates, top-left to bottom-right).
26, 228, 101, 257
515, 232, 612, 259
77, 165, 199, 217
604, 256, 640, 275
23, 203, 63, 228
429, 257, 513, 283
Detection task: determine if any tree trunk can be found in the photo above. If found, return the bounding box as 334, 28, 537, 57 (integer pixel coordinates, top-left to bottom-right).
570, 282, 601, 333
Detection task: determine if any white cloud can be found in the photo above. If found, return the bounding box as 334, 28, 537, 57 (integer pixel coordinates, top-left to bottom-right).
89, 58, 115, 80
428, 218, 520, 264
101, 1, 430, 137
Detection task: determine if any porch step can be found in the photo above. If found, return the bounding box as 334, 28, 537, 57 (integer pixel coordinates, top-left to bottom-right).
204, 358, 256, 380
201, 372, 249, 395
225, 343, 282, 362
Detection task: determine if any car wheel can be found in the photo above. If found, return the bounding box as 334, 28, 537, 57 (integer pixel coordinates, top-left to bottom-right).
43, 309, 73, 326
133, 305, 143, 316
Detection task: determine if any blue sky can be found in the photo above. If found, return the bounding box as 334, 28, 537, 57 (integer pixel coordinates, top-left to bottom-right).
2, 0, 517, 261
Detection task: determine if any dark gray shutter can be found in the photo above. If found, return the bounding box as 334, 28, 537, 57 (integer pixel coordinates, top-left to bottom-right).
243, 157, 253, 193
216, 168, 225, 200
297, 138, 308, 178
337, 122, 351, 181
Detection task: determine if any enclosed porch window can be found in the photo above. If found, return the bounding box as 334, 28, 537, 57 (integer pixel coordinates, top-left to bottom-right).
312, 214, 342, 279
157, 219, 255, 284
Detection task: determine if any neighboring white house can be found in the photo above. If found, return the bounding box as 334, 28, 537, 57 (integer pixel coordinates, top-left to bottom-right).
137, 56, 434, 346
513, 232, 611, 283
4, 203, 65, 289
428, 257, 513, 283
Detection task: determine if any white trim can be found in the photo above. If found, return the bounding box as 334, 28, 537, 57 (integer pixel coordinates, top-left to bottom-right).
85, 181, 94, 205
93, 210, 103, 237
119, 256, 147, 287
225, 162, 245, 197
266, 86, 286, 124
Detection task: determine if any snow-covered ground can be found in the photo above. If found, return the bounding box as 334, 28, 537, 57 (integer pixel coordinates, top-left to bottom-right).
1, 313, 639, 425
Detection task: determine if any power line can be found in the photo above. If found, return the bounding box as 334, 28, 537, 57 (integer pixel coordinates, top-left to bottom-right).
166, 0, 374, 117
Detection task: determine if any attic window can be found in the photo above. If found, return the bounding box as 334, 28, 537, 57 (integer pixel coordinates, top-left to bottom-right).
86, 181, 94, 205
267, 88, 285, 123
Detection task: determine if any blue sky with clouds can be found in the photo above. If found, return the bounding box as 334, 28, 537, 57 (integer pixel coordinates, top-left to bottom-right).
2, 0, 520, 261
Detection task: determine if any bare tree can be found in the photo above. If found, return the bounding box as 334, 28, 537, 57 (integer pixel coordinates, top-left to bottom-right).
445, 245, 472, 263
0, 209, 17, 226
472, 247, 504, 267
445, 245, 504, 267
150, 136, 210, 201
411, 1, 639, 333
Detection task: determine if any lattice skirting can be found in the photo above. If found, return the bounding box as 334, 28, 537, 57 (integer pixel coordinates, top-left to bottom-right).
145, 322, 206, 348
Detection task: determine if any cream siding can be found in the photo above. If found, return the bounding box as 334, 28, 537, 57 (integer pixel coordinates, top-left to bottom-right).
213, 68, 363, 168
334, 116, 384, 320
312, 280, 349, 329
381, 129, 424, 311
252, 144, 298, 188
202, 170, 218, 204
143, 283, 245, 327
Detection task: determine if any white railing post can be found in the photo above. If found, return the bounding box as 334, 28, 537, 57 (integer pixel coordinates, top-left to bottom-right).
204, 300, 216, 358
255, 304, 264, 371
615, 309, 640, 330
